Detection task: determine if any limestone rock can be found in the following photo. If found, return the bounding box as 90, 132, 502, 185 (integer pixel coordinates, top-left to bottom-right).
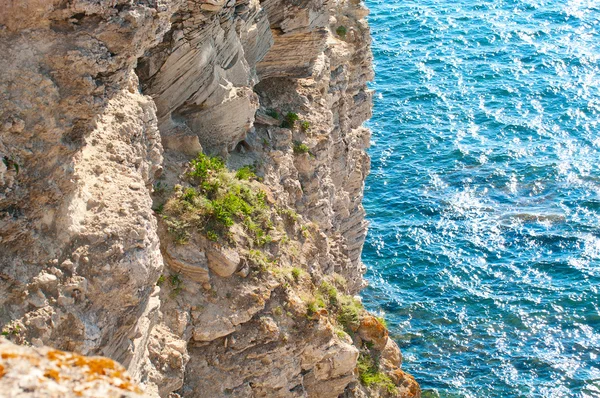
0, 0, 421, 397
0, 338, 145, 397
163, 243, 210, 283
205, 244, 241, 277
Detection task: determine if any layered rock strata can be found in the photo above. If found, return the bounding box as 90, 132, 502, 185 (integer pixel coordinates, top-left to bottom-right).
0, 0, 420, 397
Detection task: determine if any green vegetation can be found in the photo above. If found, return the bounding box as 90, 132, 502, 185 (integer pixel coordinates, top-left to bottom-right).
164, 218, 191, 244
336, 25, 347, 38
291, 267, 302, 282
357, 354, 397, 393
235, 165, 256, 181
337, 295, 364, 331
168, 273, 184, 298
301, 120, 310, 132
293, 142, 310, 155
156, 274, 166, 286
335, 326, 348, 340
300, 224, 311, 238
281, 112, 300, 128
319, 281, 338, 305
266, 109, 280, 119
247, 249, 273, 271
2, 156, 19, 174
306, 295, 326, 317
1, 324, 21, 337
153, 181, 168, 195
273, 306, 283, 316
188, 153, 225, 182
278, 207, 299, 223
375, 315, 388, 328
162, 153, 273, 246
332, 273, 347, 289
206, 230, 219, 241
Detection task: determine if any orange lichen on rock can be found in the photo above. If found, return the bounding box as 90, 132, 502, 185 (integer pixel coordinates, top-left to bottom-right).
44, 368, 60, 381
1, 340, 145, 396
1, 352, 18, 360
357, 315, 389, 351
45, 349, 141, 393
389, 369, 421, 398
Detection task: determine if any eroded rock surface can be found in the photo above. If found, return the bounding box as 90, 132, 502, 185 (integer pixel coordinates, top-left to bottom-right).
0, 0, 420, 397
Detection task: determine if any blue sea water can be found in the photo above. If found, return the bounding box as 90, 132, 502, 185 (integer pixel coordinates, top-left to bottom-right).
360, 0, 600, 397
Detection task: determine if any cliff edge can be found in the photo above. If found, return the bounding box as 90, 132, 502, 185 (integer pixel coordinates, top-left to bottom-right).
0, 0, 419, 397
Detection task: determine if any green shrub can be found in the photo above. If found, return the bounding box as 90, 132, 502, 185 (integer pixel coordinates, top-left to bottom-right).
206, 230, 219, 241
332, 273, 347, 289
306, 296, 326, 317
188, 153, 224, 183
278, 207, 299, 223
337, 295, 363, 331
293, 142, 310, 154
156, 275, 166, 286
319, 281, 338, 305
247, 249, 272, 271
281, 112, 300, 128
336, 25, 347, 38
153, 181, 168, 195
164, 217, 191, 244
357, 354, 397, 394
375, 315, 388, 328
291, 267, 302, 281
301, 121, 310, 132
335, 327, 348, 340
169, 273, 184, 297
266, 109, 280, 119
235, 165, 256, 180
2, 156, 19, 174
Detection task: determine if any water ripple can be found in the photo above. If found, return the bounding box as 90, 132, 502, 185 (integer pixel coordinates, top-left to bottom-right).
362, 0, 600, 396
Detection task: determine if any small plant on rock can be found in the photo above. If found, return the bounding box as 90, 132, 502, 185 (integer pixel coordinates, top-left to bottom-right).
2, 156, 19, 174
319, 281, 338, 305
301, 120, 310, 132
266, 109, 280, 120
293, 142, 310, 155
291, 267, 302, 282
357, 354, 397, 394
337, 295, 364, 332
235, 165, 256, 181
281, 112, 300, 129
169, 273, 184, 297
306, 296, 326, 317
336, 25, 347, 38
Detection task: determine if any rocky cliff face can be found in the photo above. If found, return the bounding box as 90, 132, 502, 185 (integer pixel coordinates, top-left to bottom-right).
0, 0, 419, 397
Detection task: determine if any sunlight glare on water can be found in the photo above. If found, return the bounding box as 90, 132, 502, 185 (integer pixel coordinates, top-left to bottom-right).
361, 0, 600, 396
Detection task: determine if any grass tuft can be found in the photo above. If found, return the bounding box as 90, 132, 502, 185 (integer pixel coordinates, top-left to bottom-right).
281, 112, 300, 129
293, 142, 310, 155
357, 354, 397, 394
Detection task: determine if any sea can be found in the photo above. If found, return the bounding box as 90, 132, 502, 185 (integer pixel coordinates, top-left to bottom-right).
360, 0, 600, 397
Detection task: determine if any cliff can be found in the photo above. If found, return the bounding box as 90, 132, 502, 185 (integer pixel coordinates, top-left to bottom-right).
0, 0, 419, 397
